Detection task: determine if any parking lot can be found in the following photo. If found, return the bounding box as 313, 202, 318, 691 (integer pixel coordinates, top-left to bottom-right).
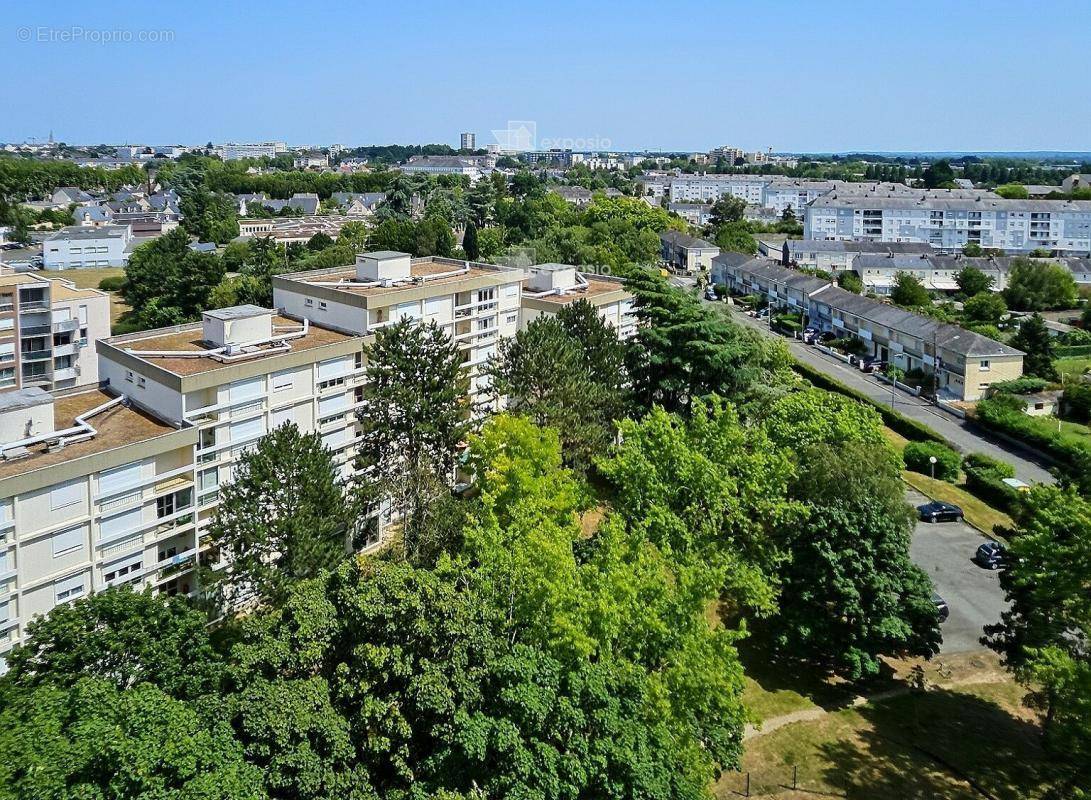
906, 489, 1009, 653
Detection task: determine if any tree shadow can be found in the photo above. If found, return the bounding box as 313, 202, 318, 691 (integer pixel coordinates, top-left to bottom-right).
817, 685, 1052, 800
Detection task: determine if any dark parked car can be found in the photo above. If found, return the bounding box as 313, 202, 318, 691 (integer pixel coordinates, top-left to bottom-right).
974, 540, 1005, 569
802, 327, 820, 344
705, 286, 718, 301
859, 355, 886, 373
917, 501, 964, 523
932, 592, 950, 622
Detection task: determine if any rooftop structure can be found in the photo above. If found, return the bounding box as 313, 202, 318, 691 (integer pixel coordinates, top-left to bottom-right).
520, 264, 635, 339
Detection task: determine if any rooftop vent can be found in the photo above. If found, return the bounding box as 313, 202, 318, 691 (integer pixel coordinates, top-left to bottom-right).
526, 264, 579, 293
0, 387, 54, 450
357, 251, 412, 283
202, 305, 275, 348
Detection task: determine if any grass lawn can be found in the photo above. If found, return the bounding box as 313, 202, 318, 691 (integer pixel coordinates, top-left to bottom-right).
901, 470, 1014, 536
1055, 355, 1091, 381
51, 266, 124, 290
720, 653, 1052, 800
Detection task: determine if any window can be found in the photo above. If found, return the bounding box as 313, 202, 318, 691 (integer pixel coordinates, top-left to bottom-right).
198, 468, 219, 493
157, 488, 192, 519
54, 573, 86, 604
272, 370, 293, 392
50, 480, 82, 511
99, 461, 144, 497
104, 552, 142, 584
424, 296, 447, 317
305, 298, 314, 308
318, 392, 349, 420
319, 301, 328, 311
979, 360, 991, 371
229, 416, 265, 444
317, 356, 352, 382
271, 405, 294, 429
137, 376, 146, 389
125, 370, 134, 383
505, 313, 518, 325
99, 506, 143, 542
52, 525, 85, 557
228, 377, 264, 403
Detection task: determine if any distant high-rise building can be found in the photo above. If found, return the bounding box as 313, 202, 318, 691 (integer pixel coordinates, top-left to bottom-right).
460, 132, 476, 151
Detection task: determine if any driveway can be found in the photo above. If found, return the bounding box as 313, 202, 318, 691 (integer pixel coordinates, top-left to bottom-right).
906, 489, 1008, 654
722, 304, 1056, 485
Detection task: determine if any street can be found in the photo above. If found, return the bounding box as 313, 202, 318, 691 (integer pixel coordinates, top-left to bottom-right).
907, 490, 1008, 654
723, 303, 1056, 485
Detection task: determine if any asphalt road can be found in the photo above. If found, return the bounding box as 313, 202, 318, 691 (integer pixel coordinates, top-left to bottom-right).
723, 304, 1056, 485
906, 490, 1008, 654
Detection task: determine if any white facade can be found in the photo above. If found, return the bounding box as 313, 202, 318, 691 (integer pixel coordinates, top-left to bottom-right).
43, 225, 132, 270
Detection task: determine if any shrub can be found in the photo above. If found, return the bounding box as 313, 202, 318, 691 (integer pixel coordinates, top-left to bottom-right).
962, 453, 1022, 515
903, 441, 961, 482
98, 275, 127, 292
1064, 382, 1091, 424
989, 377, 1050, 395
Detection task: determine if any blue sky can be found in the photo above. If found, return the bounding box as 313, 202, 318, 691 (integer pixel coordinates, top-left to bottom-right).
2, 0, 1088, 153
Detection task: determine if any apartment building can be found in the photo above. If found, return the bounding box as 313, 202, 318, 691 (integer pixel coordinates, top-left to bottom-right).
762, 180, 844, 217
715, 256, 1025, 401
0, 386, 199, 670
667, 174, 772, 204
804, 195, 1091, 255
782, 239, 934, 273
273, 252, 526, 408
519, 264, 636, 340
660, 230, 721, 274
218, 141, 288, 160
852, 253, 959, 294
43, 225, 133, 270
399, 155, 493, 183
0, 274, 110, 392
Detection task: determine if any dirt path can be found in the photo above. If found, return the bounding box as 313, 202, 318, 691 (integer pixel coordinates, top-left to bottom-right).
743, 672, 1009, 740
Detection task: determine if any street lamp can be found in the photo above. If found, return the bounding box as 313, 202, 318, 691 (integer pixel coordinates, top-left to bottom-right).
929, 455, 938, 482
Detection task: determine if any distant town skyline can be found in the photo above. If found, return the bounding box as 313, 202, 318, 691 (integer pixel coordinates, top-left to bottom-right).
2, 0, 1090, 152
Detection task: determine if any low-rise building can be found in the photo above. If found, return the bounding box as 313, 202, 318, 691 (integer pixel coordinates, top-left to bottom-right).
659, 230, 720, 274
519, 264, 635, 340
713, 255, 1025, 400
400, 155, 493, 183
42, 225, 132, 270
549, 186, 593, 206
668, 202, 713, 226
294, 151, 329, 170
782, 239, 934, 273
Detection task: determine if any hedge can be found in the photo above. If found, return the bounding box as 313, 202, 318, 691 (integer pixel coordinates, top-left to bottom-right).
98, 276, 127, 292
974, 395, 1091, 495
963, 453, 1023, 515
1056, 344, 1091, 358
1063, 382, 1091, 423
989, 377, 1049, 395
791, 360, 949, 446
904, 441, 961, 482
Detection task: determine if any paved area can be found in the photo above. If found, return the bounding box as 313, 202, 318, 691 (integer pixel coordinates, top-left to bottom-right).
906, 490, 1008, 654
722, 304, 1056, 485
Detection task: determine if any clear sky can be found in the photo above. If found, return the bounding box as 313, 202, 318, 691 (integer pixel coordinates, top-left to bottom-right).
2, 0, 1089, 153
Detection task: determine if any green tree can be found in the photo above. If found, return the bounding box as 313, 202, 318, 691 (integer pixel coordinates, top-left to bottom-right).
0, 680, 262, 800
922, 159, 956, 188
890, 271, 932, 307
713, 221, 758, 254
962, 241, 984, 257
2, 587, 222, 700
771, 442, 941, 679
461, 219, 480, 260
985, 486, 1091, 798
355, 318, 468, 561
994, 182, 1029, 199
209, 423, 349, 607
837, 270, 864, 293
122, 227, 225, 325
963, 291, 1008, 326
760, 388, 889, 454
306, 231, 333, 251
337, 219, 370, 252
708, 195, 746, 226
956, 265, 994, 295
1003, 257, 1080, 311
1009, 313, 1059, 381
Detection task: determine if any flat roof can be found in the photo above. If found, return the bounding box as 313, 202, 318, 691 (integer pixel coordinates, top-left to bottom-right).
282, 257, 524, 301
0, 387, 52, 412
105, 315, 357, 377
203, 304, 271, 321
526, 276, 630, 306
0, 389, 178, 480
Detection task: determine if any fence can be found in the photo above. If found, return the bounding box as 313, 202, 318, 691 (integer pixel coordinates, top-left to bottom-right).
719, 766, 845, 797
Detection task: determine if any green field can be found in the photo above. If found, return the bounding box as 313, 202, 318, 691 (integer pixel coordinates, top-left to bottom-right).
1056, 355, 1091, 381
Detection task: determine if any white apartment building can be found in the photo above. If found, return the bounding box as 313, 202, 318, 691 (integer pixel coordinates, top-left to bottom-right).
399, 155, 493, 183
43, 225, 133, 270
782, 240, 935, 273
273, 252, 526, 408
804, 195, 1091, 256
519, 264, 636, 340
0, 385, 200, 670
218, 142, 288, 160
668, 174, 772, 204
0, 274, 110, 392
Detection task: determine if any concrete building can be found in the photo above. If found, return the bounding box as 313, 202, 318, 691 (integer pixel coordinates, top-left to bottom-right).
804, 194, 1091, 256
667, 174, 773, 204
219, 142, 288, 160
0, 274, 110, 392
273, 252, 526, 408
549, 186, 593, 206
782, 239, 934, 273
668, 202, 714, 226
293, 151, 329, 170
519, 264, 635, 340
659, 230, 720, 274
1062, 174, 1091, 193
400, 155, 492, 183
713, 255, 1025, 401
460, 133, 476, 151
42, 225, 133, 270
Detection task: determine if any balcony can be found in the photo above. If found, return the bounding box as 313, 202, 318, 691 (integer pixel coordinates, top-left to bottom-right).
20, 349, 51, 362
20, 325, 51, 338
18, 300, 49, 313
53, 342, 77, 357
53, 366, 78, 382
52, 318, 80, 334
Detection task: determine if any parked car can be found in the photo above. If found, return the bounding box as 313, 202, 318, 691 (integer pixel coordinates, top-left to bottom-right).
932, 592, 950, 622
756, 307, 770, 318
705, 286, 718, 301
802, 327, 820, 344
974, 540, 1005, 570
917, 501, 964, 523
859, 355, 886, 373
